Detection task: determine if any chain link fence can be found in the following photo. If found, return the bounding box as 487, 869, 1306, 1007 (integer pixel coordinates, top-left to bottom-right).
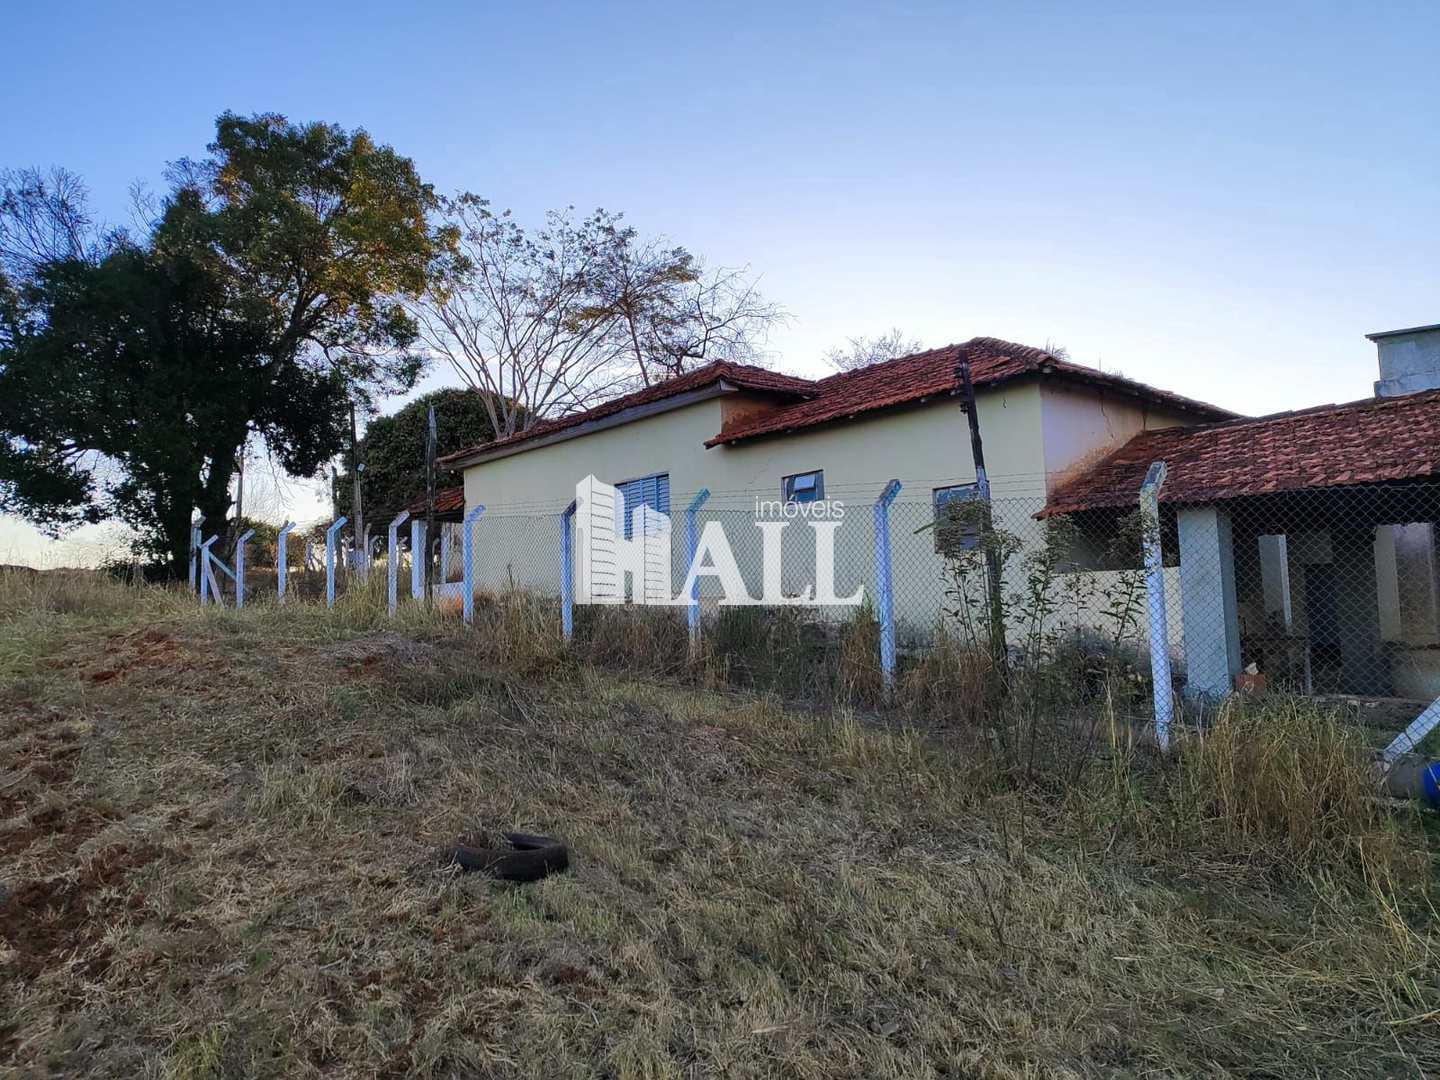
183, 476, 1440, 759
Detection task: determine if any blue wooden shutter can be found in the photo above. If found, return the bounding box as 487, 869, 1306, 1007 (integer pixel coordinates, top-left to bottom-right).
619, 473, 670, 539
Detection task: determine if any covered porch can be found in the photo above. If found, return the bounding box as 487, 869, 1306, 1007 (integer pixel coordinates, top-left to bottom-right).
1043, 388, 1440, 701
1169, 483, 1440, 699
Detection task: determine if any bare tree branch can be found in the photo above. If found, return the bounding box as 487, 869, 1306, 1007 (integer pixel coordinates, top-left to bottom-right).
0, 167, 114, 282
409, 196, 785, 435
823, 328, 925, 372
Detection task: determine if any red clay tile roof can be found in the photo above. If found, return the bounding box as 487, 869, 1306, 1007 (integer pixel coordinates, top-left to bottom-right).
437, 361, 815, 466
437, 338, 1234, 466
406, 486, 466, 516
705, 337, 1234, 446
1042, 389, 1440, 516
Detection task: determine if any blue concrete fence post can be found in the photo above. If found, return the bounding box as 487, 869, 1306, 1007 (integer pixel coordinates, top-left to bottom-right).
1385, 696, 1440, 765
872, 479, 903, 691
325, 516, 348, 609
462, 504, 486, 624
685, 489, 711, 651
235, 528, 255, 609
410, 519, 425, 600
1139, 461, 1175, 752
561, 501, 576, 641
440, 528, 452, 586
387, 510, 410, 616
276, 522, 295, 603
199, 535, 220, 606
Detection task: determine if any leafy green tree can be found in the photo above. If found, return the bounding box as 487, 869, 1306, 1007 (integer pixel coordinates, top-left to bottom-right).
333, 388, 510, 527
169, 112, 439, 403
0, 115, 439, 574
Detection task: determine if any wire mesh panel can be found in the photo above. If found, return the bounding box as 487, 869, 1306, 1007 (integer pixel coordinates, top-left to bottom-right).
469, 509, 566, 598
1176, 480, 1440, 704
250, 473, 1440, 744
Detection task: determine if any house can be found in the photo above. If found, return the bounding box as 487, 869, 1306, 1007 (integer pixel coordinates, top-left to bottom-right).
437, 337, 1232, 629
1046, 323, 1440, 700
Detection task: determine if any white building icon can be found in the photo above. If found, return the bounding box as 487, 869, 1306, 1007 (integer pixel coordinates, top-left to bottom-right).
575, 475, 673, 605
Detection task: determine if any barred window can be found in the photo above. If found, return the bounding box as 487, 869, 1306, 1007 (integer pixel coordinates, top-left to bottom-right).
933, 483, 982, 554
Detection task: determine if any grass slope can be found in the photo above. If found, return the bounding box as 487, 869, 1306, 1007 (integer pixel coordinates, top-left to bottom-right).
1, 573, 1437, 1078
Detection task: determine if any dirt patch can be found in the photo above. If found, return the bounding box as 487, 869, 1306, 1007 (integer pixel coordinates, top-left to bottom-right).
0, 842, 158, 977
85, 627, 186, 684
312, 633, 438, 671
0, 803, 112, 859
10, 731, 82, 787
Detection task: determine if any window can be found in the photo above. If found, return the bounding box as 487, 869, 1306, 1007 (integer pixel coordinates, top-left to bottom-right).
615, 473, 670, 539
782, 469, 824, 504
933, 483, 982, 553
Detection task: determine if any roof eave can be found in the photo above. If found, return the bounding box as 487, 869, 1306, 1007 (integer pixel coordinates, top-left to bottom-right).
445, 380, 778, 469
708, 366, 1233, 447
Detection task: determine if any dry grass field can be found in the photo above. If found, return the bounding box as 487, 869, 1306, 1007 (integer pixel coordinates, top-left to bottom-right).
1, 570, 1437, 1078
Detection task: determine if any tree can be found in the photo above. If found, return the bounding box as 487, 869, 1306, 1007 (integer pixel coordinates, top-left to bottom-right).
823, 328, 924, 372
0, 114, 439, 574
410, 197, 781, 439
0, 224, 347, 571
588, 220, 782, 385
0, 167, 109, 277
165, 111, 438, 406
332, 388, 511, 527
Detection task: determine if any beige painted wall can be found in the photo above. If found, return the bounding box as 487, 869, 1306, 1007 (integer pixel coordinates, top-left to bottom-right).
460, 384, 1051, 515
459, 376, 1196, 651
460, 384, 1045, 623
1039, 383, 1205, 493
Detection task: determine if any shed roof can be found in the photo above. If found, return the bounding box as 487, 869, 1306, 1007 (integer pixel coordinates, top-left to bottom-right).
405, 486, 466, 519
1042, 388, 1440, 516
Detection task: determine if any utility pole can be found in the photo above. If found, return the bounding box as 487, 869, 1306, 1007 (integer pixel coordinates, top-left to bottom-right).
956, 354, 1008, 679
350, 402, 367, 581
424, 405, 437, 606
231, 436, 246, 560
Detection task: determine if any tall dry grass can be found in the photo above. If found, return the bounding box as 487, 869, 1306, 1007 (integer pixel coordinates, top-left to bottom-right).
4, 568, 1428, 892
1145, 697, 1422, 880
2, 571, 1437, 1076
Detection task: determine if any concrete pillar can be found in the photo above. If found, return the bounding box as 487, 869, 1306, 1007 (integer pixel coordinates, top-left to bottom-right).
1394, 523, 1439, 643
1258, 534, 1293, 630
1376, 526, 1402, 641
1178, 506, 1242, 698
1335, 526, 1389, 695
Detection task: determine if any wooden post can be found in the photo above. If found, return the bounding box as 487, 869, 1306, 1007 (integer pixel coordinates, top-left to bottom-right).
424, 405, 437, 606
350, 402, 367, 582
956, 354, 1008, 677
231, 438, 246, 560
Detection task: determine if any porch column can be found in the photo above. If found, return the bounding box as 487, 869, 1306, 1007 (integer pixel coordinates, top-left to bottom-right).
1335, 525, 1388, 695
1178, 505, 1242, 698
1257, 534, 1293, 629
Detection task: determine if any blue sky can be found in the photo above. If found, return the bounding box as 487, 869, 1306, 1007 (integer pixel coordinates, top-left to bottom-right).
2, 1, 1438, 560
